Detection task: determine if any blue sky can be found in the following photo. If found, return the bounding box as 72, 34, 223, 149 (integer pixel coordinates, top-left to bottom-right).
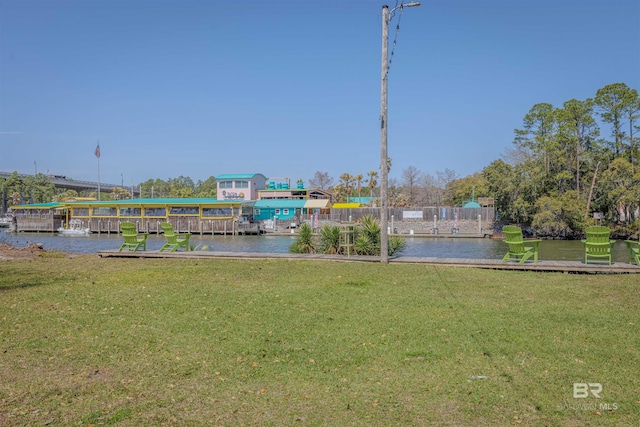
1, 0, 639, 188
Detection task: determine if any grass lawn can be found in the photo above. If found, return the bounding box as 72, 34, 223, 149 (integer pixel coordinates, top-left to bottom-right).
1, 255, 639, 426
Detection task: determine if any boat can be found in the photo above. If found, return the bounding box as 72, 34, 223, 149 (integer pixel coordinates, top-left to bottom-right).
0, 214, 13, 228
58, 219, 91, 235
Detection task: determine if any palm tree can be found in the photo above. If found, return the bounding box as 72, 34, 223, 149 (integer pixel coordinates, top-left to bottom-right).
367, 170, 378, 203
339, 173, 353, 202
332, 184, 345, 203
355, 174, 363, 200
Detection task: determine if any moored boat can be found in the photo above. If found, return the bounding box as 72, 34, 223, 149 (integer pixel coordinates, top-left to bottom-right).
0, 214, 13, 228
58, 219, 91, 235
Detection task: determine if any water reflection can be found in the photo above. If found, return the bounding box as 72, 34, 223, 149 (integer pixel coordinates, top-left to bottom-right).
0, 231, 632, 262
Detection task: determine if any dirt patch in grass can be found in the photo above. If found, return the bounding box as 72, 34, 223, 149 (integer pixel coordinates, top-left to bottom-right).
0, 243, 72, 260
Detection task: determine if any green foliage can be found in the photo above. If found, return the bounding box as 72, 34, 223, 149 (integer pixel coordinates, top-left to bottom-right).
195, 176, 217, 198
109, 186, 131, 200
352, 215, 405, 256
358, 214, 381, 240
3, 172, 25, 206
289, 222, 315, 253
352, 214, 380, 256
53, 189, 79, 202
595, 158, 640, 224
486, 82, 640, 236
140, 178, 171, 198
595, 83, 634, 156
318, 224, 340, 254
531, 196, 568, 237
25, 174, 56, 203
388, 236, 406, 256
447, 172, 488, 206
290, 215, 405, 257
353, 234, 376, 255
140, 176, 217, 199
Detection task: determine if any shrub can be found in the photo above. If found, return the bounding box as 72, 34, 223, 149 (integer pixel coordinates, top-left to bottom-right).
318, 225, 340, 254
289, 223, 315, 253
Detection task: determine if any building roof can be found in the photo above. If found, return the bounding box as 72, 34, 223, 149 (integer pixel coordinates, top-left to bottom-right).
332, 203, 361, 208
216, 173, 267, 180
12, 198, 248, 209
463, 201, 482, 208
253, 199, 307, 208
304, 199, 332, 209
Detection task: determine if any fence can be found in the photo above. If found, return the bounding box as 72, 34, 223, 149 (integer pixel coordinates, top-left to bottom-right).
302, 206, 495, 236
312, 206, 494, 223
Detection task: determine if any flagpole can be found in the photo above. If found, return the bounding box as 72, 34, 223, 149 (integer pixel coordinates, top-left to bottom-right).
96, 141, 101, 200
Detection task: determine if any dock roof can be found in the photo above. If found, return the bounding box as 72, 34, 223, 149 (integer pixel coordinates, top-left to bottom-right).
11, 202, 63, 209
66, 198, 233, 206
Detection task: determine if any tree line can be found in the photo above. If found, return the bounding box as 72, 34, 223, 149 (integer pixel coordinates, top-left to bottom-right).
482, 82, 639, 237
311, 83, 639, 237
0, 173, 219, 209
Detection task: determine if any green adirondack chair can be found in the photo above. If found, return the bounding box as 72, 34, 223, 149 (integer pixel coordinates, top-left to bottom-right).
624, 237, 639, 265
118, 221, 148, 252
581, 226, 615, 265
501, 225, 541, 264
160, 222, 191, 252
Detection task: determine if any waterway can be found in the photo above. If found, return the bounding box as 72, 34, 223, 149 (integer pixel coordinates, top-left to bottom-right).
1, 230, 634, 263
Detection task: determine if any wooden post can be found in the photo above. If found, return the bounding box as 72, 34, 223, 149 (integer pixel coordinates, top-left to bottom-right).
380, 5, 389, 263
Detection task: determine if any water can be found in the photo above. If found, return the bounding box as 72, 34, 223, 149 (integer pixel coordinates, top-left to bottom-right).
0, 231, 292, 255
1, 230, 633, 262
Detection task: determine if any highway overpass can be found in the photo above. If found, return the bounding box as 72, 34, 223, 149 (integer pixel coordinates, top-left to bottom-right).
0, 171, 140, 196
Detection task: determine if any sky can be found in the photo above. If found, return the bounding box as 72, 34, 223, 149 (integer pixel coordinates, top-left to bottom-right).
1, 0, 639, 189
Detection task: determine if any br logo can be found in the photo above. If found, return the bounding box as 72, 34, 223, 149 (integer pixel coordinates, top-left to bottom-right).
573, 383, 602, 398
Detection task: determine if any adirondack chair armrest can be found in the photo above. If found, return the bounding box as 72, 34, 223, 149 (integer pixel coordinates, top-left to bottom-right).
523, 239, 541, 249
128, 232, 148, 242
123, 231, 146, 237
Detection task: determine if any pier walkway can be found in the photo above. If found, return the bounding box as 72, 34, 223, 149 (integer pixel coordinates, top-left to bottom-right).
97, 250, 640, 274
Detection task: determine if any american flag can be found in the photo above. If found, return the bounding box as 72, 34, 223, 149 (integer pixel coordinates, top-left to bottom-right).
95, 143, 101, 158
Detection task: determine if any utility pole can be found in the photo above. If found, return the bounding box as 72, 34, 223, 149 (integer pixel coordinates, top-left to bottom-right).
380, 5, 390, 263
380, 2, 420, 263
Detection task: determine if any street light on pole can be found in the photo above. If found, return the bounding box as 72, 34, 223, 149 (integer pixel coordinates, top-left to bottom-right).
380, 2, 420, 263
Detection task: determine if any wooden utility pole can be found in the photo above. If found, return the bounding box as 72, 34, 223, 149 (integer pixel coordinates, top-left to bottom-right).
380, 5, 390, 263
379, 2, 420, 263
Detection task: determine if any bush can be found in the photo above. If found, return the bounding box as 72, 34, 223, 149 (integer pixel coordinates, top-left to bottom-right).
318, 225, 340, 254
289, 216, 405, 257
289, 223, 315, 253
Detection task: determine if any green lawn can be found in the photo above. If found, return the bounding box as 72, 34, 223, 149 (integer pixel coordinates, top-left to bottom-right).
1, 255, 638, 426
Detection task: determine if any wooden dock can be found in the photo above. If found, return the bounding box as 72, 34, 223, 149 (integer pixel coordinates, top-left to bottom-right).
97, 250, 640, 274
